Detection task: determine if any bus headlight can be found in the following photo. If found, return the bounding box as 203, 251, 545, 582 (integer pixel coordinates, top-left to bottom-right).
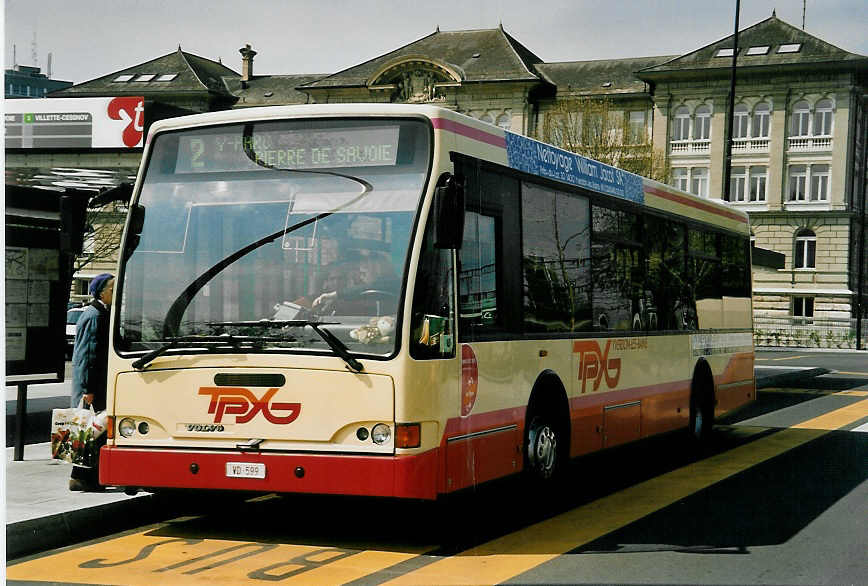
119, 418, 136, 438
371, 423, 391, 445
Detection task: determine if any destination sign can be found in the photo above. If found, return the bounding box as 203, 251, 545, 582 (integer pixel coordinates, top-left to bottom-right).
175, 125, 400, 173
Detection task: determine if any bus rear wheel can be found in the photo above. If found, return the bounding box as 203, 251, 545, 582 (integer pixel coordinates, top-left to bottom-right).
689, 369, 715, 446
525, 414, 562, 481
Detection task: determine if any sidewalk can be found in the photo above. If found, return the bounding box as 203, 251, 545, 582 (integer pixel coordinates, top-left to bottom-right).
5, 442, 160, 560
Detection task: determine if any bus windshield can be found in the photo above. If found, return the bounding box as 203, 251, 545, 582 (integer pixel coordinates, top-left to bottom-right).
117, 118, 431, 357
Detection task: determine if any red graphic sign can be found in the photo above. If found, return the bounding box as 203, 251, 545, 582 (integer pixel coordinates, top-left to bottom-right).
198, 387, 300, 424
573, 340, 622, 393
461, 344, 478, 416
107, 97, 144, 147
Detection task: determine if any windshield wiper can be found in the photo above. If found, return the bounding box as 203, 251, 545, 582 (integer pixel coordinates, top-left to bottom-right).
209, 319, 364, 373
131, 333, 291, 370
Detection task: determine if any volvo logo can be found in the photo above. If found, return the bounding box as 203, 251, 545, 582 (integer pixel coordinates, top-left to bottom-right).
186, 424, 225, 432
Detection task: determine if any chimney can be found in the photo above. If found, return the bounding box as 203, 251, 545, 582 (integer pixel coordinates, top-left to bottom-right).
239, 44, 257, 84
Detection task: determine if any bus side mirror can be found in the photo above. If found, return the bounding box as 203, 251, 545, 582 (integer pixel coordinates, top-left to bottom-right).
433, 173, 464, 249
123, 204, 146, 260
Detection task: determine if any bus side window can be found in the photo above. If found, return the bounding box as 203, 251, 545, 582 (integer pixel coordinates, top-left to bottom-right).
645, 215, 688, 331
521, 182, 591, 333
410, 209, 455, 360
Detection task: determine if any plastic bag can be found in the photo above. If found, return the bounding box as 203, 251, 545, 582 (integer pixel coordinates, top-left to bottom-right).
50, 400, 100, 466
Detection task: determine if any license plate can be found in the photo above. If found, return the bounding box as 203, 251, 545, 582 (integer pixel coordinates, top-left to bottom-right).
226, 462, 266, 479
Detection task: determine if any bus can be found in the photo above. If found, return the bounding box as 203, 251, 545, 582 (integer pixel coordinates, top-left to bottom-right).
100, 104, 755, 499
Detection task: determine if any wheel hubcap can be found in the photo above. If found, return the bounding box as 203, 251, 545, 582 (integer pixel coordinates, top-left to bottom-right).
532, 425, 557, 477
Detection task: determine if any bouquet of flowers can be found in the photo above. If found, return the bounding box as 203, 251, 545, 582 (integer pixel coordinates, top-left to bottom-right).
50, 401, 102, 467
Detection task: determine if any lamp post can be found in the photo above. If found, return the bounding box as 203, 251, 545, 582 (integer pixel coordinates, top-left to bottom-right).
722, 0, 741, 202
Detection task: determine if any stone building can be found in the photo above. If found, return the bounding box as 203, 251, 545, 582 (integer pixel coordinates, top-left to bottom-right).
7, 15, 867, 345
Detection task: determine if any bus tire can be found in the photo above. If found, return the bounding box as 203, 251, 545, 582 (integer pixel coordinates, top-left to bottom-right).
689, 361, 715, 446
524, 388, 569, 486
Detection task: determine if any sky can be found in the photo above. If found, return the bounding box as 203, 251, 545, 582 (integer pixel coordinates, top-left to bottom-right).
4, 0, 868, 84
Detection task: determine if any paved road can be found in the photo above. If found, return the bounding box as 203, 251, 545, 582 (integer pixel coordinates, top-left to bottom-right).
7, 362, 867, 585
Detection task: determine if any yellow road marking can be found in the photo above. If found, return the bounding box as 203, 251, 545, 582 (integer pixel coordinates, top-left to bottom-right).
384, 428, 826, 585
836, 390, 868, 396
792, 398, 868, 430
836, 372, 868, 377
771, 355, 807, 361
7, 531, 431, 584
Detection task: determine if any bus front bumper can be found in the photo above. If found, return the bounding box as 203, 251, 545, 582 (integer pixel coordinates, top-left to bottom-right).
99, 446, 440, 500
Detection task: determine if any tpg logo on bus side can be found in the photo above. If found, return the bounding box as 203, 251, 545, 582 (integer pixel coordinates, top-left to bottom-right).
198, 387, 301, 424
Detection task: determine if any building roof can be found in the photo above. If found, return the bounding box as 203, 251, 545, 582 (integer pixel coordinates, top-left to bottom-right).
301, 26, 543, 89
223, 74, 325, 106
50, 48, 239, 97
535, 56, 676, 96
639, 14, 868, 77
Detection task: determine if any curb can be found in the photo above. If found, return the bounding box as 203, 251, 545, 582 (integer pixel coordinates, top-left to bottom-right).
6, 493, 169, 560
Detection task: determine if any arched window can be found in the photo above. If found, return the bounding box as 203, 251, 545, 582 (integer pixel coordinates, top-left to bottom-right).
752, 102, 770, 138
794, 229, 816, 269
496, 113, 511, 130
672, 106, 690, 141
693, 105, 711, 140
813, 99, 833, 136
790, 100, 811, 136
479, 112, 494, 125
733, 104, 749, 139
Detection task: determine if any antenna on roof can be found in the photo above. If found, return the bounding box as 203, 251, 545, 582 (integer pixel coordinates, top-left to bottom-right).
436, 24, 440, 32
772, 8, 776, 17
802, 0, 806, 29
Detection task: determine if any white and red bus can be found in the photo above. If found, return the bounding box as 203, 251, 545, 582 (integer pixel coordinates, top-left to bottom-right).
100, 104, 755, 498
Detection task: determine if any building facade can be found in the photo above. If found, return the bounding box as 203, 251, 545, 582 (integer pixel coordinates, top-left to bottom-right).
7, 15, 867, 345
4, 64, 72, 98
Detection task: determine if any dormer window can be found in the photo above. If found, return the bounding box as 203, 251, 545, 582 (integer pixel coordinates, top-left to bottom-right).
715, 48, 735, 57
134, 74, 156, 82
156, 73, 178, 82
777, 43, 802, 53
113, 75, 134, 82
746, 46, 770, 55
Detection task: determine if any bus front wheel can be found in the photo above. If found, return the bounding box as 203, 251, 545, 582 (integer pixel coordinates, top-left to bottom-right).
525, 415, 562, 481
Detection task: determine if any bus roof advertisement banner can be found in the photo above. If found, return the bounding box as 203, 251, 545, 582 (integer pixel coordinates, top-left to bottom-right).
504, 132, 644, 204
5, 97, 145, 149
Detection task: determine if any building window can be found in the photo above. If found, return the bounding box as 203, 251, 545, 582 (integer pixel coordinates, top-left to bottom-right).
730, 166, 747, 201
790, 101, 811, 137
733, 104, 749, 139
749, 166, 767, 202
746, 46, 770, 55
793, 296, 814, 323
628, 110, 647, 144
788, 165, 808, 201
788, 164, 830, 202
496, 113, 511, 130
752, 102, 770, 138
690, 167, 709, 198
479, 112, 494, 125
672, 167, 689, 192
672, 106, 690, 141
693, 105, 711, 140
794, 230, 816, 269
813, 99, 833, 136
809, 164, 829, 201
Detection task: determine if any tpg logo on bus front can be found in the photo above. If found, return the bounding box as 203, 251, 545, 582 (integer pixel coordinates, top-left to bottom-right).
198, 387, 301, 424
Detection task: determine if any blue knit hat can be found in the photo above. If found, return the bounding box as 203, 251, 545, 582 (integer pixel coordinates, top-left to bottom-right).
89, 273, 114, 298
